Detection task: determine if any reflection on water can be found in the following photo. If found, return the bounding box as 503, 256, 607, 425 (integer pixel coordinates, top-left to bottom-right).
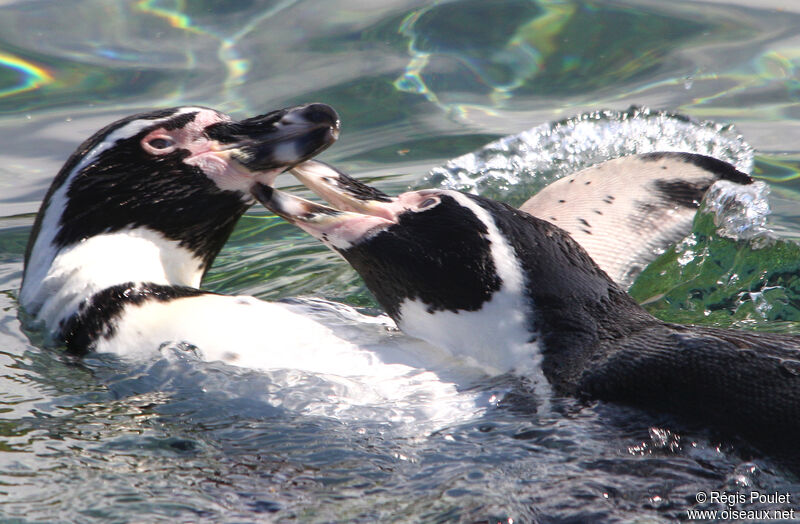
2, 0, 800, 522
0, 51, 53, 99
394, 0, 731, 115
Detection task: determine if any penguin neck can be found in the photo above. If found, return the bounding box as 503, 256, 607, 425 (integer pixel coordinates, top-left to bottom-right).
20, 226, 208, 334
481, 200, 657, 393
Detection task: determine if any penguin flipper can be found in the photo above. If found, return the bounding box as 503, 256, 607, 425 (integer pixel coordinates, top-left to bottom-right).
519, 153, 752, 288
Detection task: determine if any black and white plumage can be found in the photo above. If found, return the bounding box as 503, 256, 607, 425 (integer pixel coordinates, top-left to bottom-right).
289, 153, 753, 290
257, 156, 800, 452
21, 104, 352, 360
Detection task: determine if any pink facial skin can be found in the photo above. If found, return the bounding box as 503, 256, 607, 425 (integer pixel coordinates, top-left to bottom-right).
139, 109, 284, 195
263, 186, 444, 249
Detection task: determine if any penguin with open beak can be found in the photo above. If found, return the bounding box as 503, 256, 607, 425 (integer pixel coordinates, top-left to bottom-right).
21, 103, 344, 358
252, 155, 800, 455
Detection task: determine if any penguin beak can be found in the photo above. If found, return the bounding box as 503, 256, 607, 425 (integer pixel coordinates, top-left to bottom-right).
206, 103, 340, 176
287, 161, 397, 219
251, 182, 394, 249
251, 161, 439, 248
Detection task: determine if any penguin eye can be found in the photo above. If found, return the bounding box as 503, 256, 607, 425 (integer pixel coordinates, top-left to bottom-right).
147, 137, 174, 150
418, 197, 438, 209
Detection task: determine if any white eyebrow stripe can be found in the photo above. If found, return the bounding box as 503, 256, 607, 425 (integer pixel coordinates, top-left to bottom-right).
71, 107, 206, 178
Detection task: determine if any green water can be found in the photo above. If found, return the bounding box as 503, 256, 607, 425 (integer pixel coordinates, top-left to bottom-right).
1, 1, 800, 522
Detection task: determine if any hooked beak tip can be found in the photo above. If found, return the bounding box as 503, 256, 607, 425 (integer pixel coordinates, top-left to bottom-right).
211, 103, 340, 174
251, 182, 273, 206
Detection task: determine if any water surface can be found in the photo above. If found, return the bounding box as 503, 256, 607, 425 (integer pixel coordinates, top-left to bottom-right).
2, 1, 800, 522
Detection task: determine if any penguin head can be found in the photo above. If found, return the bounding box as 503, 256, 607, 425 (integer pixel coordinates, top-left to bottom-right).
23, 104, 339, 284
327, 190, 505, 319
252, 177, 524, 321
253, 161, 627, 341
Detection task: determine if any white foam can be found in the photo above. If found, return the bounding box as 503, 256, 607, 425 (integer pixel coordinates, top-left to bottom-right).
99, 294, 489, 432
426, 107, 754, 196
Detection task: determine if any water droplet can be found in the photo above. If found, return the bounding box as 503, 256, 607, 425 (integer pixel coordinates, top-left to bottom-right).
780, 359, 800, 376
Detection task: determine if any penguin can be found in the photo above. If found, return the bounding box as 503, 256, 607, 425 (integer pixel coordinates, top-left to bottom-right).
254, 156, 800, 452
19, 103, 362, 366
288, 153, 753, 289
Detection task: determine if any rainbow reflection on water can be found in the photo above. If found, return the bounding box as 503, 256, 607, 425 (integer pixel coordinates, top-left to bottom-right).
0, 51, 53, 98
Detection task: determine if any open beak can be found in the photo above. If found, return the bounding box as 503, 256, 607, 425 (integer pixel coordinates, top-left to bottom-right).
251, 182, 394, 249
251, 160, 422, 248
206, 103, 340, 177
251, 159, 440, 248
288, 160, 396, 219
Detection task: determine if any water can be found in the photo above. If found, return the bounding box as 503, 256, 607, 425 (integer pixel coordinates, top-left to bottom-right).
2, 0, 800, 521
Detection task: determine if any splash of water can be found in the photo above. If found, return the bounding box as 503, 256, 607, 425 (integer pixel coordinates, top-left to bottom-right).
704, 180, 771, 240
425, 106, 754, 206
423, 106, 798, 330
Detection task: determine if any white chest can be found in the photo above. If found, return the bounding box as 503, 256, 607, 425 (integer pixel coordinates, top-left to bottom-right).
21, 227, 204, 332
397, 288, 537, 374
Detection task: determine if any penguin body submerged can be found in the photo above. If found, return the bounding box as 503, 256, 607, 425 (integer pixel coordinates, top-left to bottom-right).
259, 155, 800, 451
